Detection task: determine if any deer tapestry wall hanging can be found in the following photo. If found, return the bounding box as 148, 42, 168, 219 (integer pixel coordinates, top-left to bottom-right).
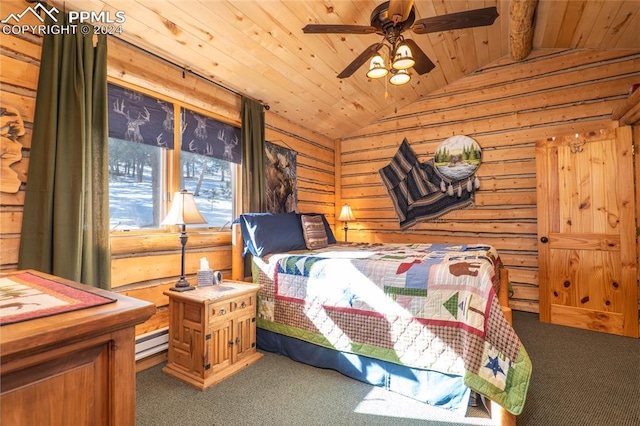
108, 83, 175, 149
379, 137, 481, 229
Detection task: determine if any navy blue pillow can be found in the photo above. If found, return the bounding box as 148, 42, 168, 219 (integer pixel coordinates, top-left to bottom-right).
296, 213, 337, 244
239, 213, 306, 257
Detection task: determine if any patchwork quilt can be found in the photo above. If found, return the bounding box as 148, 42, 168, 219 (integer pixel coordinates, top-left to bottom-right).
253, 242, 531, 415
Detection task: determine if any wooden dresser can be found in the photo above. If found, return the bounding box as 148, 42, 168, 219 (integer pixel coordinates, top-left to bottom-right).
163, 281, 263, 390
0, 270, 155, 426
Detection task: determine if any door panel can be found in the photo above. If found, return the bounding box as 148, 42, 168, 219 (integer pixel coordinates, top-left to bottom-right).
536, 126, 638, 337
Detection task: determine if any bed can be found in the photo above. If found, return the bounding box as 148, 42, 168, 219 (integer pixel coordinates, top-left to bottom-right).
231, 212, 531, 425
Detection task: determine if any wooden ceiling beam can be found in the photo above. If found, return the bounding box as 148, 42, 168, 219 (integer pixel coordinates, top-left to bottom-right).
509, 0, 539, 61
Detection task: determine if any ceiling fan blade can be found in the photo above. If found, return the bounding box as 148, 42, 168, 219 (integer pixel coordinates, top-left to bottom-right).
337, 43, 384, 79
302, 24, 377, 34
388, 0, 414, 23
404, 39, 435, 75
412, 6, 499, 34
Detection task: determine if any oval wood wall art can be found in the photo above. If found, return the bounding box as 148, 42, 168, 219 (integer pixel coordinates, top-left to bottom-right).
434, 135, 481, 181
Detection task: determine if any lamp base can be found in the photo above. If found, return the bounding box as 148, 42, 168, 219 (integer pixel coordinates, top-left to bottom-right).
169, 277, 195, 292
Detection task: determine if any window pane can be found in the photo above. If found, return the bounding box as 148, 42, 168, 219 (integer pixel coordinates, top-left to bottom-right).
109, 137, 165, 230
180, 151, 234, 228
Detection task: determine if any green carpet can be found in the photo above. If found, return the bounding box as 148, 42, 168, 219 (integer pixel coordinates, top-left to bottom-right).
136, 311, 640, 425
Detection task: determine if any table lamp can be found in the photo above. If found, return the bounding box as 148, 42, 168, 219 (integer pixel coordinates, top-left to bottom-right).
338, 204, 356, 242
161, 189, 207, 291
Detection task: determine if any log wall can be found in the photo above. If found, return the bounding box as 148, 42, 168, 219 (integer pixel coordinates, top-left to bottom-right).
339, 49, 640, 314
0, 16, 41, 270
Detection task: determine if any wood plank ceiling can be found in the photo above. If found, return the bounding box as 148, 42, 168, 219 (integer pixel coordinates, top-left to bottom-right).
51, 0, 640, 140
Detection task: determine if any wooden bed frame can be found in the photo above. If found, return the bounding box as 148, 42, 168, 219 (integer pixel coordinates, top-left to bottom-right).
231, 223, 516, 426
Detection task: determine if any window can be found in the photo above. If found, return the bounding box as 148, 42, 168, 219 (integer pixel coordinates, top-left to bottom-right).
107, 82, 240, 231
179, 107, 241, 228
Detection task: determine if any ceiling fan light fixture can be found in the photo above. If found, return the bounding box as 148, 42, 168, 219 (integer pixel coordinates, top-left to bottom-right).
389, 69, 411, 86
366, 55, 388, 78
392, 42, 415, 70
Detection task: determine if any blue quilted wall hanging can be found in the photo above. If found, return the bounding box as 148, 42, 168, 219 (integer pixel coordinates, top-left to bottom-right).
379, 137, 481, 229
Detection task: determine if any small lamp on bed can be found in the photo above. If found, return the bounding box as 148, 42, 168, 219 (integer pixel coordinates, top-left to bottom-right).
161, 189, 207, 292
338, 204, 356, 242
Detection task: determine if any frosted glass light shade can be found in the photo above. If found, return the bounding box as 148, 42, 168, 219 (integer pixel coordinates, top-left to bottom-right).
392, 43, 415, 70
366, 55, 388, 79
389, 69, 411, 85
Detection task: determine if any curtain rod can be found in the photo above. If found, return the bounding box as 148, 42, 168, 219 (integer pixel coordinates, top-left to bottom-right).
109, 35, 270, 110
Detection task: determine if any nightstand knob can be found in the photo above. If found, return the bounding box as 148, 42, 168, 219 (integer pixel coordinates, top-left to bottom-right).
219, 308, 226, 315
240, 301, 247, 309
228, 339, 233, 347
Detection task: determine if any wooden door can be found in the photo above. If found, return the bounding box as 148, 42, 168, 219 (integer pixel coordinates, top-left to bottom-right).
536, 126, 638, 337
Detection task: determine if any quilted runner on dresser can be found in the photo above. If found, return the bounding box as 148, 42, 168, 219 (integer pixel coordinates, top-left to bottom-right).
252, 242, 531, 415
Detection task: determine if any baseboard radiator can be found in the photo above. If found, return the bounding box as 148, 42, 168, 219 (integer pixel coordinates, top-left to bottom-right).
135, 327, 168, 361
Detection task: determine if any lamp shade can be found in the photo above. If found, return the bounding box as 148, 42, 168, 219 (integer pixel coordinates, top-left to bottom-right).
366, 55, 388, 79
389, 69, 411, 86
392, 42, 415, 70
161, 190, 207, 226
338, 204, 356, 222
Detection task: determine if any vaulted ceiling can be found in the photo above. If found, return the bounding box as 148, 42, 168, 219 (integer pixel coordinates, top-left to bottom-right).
52, 0, 639, 139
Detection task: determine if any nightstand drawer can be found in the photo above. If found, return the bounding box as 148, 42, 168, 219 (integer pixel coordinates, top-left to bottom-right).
208, 300, 232, 318
230, 294, 255, 313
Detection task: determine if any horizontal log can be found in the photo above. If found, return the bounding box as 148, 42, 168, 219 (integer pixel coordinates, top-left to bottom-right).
350, 207, 539, 223
111, 231, 231, 256
0, 34, 42, 60
509, 299, 539, 313
117, 280, 175, 308
511, 284, 540, 301
508, 268, 539, 285
354, 220, 537, 235
611, 85, 640, 121
111, 249, 232, 287
499, 252, 538, 268
341, 158, 535, 178
297, 191, 334, 204
342, 175, 536, 194
344, 190, 537, 213
0, 55, 39, 91
0, 236, 20, 265
0, 209, 23, 234
0, 191, 25, 206
475, 191, 536, 206
133, 308, 168, 336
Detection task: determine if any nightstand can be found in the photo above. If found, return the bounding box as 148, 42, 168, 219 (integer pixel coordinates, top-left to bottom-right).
162, 281, 263, 390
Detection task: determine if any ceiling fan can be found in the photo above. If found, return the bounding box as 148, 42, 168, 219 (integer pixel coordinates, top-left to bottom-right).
302, 0, 499, 83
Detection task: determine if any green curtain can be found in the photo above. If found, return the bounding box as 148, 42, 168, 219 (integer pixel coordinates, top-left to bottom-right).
241, 97, 266, 213
18, 14, 110, 289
